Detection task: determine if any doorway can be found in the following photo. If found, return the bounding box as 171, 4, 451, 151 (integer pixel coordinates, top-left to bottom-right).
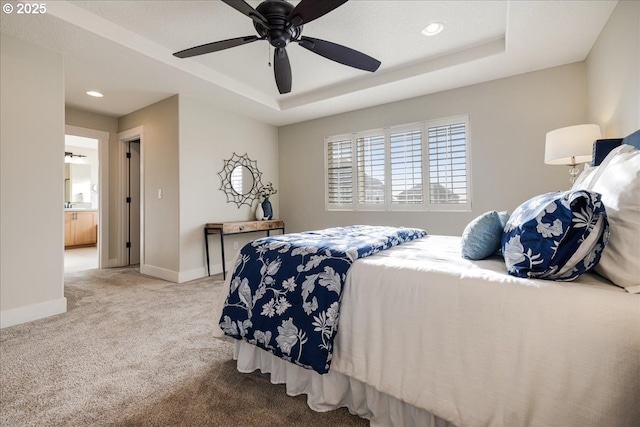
64, 134, 98, 272
125, 139, 141, 266
118, 126, 144, 268
64, 125, 110, 271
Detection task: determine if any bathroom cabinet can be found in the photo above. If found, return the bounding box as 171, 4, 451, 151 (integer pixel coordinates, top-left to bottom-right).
65, 211, 97, 248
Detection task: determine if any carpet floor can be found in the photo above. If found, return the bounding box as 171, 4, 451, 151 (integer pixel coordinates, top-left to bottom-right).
0, 267, 367, 426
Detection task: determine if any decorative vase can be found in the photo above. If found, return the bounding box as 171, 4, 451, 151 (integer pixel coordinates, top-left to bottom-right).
261, 197, 273, 220
255, 202, 265, 221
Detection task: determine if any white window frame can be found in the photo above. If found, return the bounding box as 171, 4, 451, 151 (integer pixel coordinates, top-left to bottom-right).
325, 115, 471, 212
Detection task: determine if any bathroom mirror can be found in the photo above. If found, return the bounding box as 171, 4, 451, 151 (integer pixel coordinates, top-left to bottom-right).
64, 163, 91, 204
218, 153, 263, 207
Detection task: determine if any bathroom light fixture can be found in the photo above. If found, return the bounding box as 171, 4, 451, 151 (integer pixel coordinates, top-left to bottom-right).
86, 91, 104, 97
422, 22, 444, 36
65, 151, 87, 164
544, 124, 602, 183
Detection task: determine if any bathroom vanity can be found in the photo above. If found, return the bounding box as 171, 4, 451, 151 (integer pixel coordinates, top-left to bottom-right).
64, 210, 97, 248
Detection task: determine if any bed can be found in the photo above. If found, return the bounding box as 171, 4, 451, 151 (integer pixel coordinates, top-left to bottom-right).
213, 129, 640, 427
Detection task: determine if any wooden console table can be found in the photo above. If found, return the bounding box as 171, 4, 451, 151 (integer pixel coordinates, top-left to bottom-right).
204, 220, 285, 279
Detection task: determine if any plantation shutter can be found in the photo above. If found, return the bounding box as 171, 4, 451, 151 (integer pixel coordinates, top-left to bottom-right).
327, 138, 353, 205
325, 115, 470, 212
356, 134, 386, 205
428, 122, 468, 204
390, 128, 423, 204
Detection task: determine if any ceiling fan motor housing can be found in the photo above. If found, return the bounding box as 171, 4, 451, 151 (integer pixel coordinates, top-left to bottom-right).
254, 0, 302, 48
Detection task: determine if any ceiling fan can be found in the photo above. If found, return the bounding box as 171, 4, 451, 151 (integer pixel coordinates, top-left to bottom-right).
172, 0, 382, 94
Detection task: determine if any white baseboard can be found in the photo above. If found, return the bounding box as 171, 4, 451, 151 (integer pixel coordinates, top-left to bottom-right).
1, 297, 67, 329
178, 267, 208, 283
135, 264, 218, 283
140, 263, 179, 283
104, 258, 120, 268
207, 260, 238, 279
208, 262, 228, 277
151, 264, 228, 283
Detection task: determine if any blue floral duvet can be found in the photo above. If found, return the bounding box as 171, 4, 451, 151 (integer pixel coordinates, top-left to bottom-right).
218, 225, 427, 374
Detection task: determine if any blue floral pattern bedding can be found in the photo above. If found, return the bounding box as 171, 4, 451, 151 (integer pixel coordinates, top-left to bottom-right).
502, 190, 609, 281
219, 225, 427, 374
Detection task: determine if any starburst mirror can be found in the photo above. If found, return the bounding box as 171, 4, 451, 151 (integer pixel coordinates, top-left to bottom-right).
218, 153, 263, 208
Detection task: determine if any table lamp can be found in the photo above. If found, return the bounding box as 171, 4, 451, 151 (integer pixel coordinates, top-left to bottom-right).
544, 124, 602, 183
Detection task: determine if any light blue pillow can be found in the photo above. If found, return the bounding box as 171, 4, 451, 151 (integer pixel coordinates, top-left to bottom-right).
461, 211, 506, 260
497, 210, 510, 228
501, 190, 609, 281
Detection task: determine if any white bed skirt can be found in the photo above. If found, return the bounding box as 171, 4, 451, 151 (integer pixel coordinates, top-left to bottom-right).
234, 340, 456, 427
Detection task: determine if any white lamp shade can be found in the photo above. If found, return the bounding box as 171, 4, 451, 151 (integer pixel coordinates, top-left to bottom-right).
544, 124, 602, 165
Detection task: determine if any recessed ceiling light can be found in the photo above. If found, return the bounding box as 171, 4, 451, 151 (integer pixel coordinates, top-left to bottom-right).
422, 22, 444, 36
86, 91, 104, 98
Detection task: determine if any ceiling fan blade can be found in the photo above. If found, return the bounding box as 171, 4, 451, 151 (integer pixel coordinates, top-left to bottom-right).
288, 0, 349, 26
298, 36, 381, 72
273, 48, 292, 94
173, 36, 260, 58
221, 0, 268, 26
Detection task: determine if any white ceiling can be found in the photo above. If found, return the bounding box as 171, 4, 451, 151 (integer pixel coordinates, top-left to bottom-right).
0, 1, 616, 126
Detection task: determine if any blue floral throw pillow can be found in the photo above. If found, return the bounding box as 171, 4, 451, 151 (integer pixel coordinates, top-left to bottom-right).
501, 190, 609, 281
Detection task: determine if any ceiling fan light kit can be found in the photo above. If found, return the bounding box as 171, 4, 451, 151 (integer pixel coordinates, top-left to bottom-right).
173, 0, 382, 94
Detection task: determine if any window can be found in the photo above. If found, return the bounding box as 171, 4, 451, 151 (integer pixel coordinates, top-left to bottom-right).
427, 119, 469, 207
390, 127, 423, 205
325, 116, 470, 212
326, 137, 353, 206
356, 133, 385, 206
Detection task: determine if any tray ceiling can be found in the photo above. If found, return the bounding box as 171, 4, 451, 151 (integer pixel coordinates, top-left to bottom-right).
0, 1, 617, 125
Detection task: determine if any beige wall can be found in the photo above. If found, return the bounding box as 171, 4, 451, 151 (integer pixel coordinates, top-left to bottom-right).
278, 63, 587, 235
178, 96, 279, 280
587, 0, 640, 137
65, 108, 119, 260
117, 95, 278, 281
118, 95, 181, 276
1, 35, 66, 326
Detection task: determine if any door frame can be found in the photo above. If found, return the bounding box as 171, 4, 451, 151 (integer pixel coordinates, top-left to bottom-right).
65, 125, 110, 268
117, 126, 145, 267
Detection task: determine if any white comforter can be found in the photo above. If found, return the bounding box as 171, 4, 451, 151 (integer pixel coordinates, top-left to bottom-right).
215, 235, 640, 427
332, 235, 639, 427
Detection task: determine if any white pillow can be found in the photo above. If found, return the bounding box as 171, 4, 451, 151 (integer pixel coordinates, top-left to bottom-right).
588, 144, 640, 293
571, 164, 599, 190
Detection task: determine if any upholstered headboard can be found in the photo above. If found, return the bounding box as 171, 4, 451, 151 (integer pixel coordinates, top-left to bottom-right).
592, 129, 640, 166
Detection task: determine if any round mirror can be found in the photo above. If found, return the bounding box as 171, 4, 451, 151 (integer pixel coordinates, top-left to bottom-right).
218, 153, 263, 208
230, 165, 255, 195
